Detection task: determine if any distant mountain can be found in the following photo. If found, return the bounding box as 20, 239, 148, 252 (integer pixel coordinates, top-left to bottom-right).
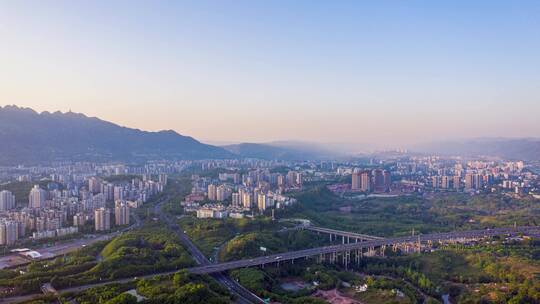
413, 138, 540, 161
223, 141, 340, 160
0, 105, 233, 164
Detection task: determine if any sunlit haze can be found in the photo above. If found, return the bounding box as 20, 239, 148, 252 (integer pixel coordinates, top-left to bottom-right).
1, 1, 539, 147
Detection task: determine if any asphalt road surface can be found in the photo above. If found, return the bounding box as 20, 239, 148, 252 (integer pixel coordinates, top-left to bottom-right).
154, 198, 265, 304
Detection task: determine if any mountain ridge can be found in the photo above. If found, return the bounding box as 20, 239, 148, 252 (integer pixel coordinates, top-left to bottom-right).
0, 105, 234, 164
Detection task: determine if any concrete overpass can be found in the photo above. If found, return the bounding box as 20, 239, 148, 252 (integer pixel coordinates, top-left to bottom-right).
279, 218, 383, 241
188, 226, 540, 274
305, 226, 384, 242
2, 225, 538, 304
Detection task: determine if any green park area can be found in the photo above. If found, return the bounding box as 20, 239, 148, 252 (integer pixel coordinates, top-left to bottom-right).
0, 224, 194, 296
7, 178, 540, 304
203, 183, 540, 303
280, 184, 540, 237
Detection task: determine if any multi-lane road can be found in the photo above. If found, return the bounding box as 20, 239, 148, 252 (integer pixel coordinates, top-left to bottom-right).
0, 196, 260, 304
188, 225, 540, 274
1, 222, 538, 303
154, 199, 265, 304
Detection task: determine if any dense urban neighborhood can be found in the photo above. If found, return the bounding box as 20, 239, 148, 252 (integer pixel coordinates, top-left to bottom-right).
0, 153, 538, 304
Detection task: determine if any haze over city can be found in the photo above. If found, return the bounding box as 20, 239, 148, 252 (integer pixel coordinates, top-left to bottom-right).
1, 0, 539, 147
2, 2, 540, 304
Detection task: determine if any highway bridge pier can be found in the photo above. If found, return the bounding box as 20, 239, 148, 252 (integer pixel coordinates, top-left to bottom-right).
189, 226, 540, 275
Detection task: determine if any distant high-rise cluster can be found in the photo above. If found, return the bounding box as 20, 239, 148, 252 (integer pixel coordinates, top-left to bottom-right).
464, 173, 492, 191
351, 169, 391, 193
392, 158, 530, 195
0, 162, 170, 245
187, 168, 300, 218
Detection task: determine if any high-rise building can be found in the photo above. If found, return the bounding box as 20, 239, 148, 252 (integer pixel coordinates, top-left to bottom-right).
351, 171, 361, 191
465, 173, 473, 190
29, 185, 47, 208
216, 185, 231, 201
383, 170, 391, 191
113, 186, 124, 201
432, 176, 441, 188
441, 176, 451, 189
474, 174, 484, 190
115, 201, 130, 226
0, 221, 19, 246
257, 193, 267, 211
360, 171, 371, 192
207, 184, 217, 201
233, 173, 241, 184
95, 208, 111, 231
88, 177, 101, 194
101, 183, 115, 202
158, 174, 168, 186
241, 191, 251, 209
453, 176, 461, 190
295, 172, 303, 187
465, 173, 482, 190
231, 193, 241, 207
287, 171, 297, 187
0, 190, 15, 211
373, 169, 385, 192
483, 174, 494, 186
277, 174, 285, 188
73, 213, 86, 226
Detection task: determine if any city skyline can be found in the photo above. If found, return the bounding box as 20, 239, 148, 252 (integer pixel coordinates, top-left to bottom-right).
1, 1, 539, 146
1, 2, 540, 302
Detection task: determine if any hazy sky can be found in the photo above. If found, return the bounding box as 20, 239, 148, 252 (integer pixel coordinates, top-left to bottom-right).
1, 1, 539, 147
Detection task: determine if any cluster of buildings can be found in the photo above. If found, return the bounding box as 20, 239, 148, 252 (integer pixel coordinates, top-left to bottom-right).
371, 156, 538, 195
92, 200, 131, 231
87, 174, 166, 204
351, 169, 392, 193
325, 155, 539, 197
422, 159, 534, 194
0, 156, 537, 245
183, 169, 300, 219
0, 171, 167, 246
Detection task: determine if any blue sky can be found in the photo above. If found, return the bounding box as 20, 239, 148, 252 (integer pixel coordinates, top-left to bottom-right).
0, 1, 539, 148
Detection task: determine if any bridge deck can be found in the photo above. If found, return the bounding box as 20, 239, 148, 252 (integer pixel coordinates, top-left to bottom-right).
306, 226, 384, 240
188, 226, 540, 275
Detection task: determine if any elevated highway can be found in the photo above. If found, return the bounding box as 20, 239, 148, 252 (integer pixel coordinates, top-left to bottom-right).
1, 225, 538, 303
279, 218, 383, 241
188, 226, 540, 274
305, 226, 384, 241
155, 198, 265, 304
